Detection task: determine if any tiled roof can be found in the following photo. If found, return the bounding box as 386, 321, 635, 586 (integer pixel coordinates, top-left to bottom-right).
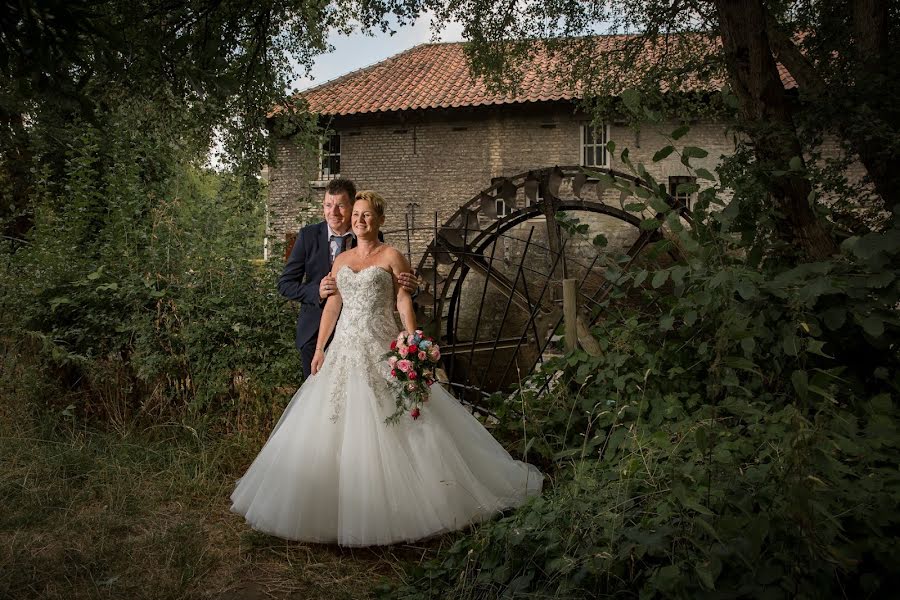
300, 37, 797, 117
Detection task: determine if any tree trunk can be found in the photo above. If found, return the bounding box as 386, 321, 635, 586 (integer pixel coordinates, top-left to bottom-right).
849, 0, 900, 214
852, 0, 888, 64
765, 3, 900, 215
714, 0, 838, 260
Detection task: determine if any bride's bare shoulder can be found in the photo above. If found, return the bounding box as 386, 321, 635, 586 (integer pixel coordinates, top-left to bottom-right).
381, 244, 402, 259
331, 249, 353, 273
382, 246, 412, 273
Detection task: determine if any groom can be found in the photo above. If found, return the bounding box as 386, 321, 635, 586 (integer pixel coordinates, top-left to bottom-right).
278, 178, 418, 379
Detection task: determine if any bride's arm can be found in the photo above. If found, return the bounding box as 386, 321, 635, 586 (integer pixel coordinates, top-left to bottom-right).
311, 267, 344, 375
390, 250, 416, 332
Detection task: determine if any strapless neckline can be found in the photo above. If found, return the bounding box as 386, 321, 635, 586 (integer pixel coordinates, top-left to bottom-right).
338, 265, 392, 278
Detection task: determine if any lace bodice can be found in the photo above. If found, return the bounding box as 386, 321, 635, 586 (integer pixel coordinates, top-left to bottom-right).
323, 266, 399, 422
332, 266, 397, 348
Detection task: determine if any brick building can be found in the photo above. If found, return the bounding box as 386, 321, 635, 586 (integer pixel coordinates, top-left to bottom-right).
265, 38, 797, 263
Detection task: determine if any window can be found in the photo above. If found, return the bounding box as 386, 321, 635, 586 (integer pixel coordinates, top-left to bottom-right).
319, 133, 340, 180
495, 195, 539, 218
581, 124, 609, 168
669, 175, 697, 209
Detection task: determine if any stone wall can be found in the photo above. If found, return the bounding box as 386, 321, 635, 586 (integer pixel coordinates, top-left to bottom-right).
266, 133, 321, 257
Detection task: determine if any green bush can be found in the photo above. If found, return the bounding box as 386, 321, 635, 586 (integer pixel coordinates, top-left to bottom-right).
0, 106, 298, 432
382, 142, 900, 599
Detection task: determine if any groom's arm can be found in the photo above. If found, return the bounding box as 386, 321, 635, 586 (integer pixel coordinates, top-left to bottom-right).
278, 229, 321, 305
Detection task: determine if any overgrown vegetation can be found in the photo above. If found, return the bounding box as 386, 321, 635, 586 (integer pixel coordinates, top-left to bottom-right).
2, 1, 899, 599
0, 106, 299, 434
381, 136, 900, 598
0, 362, 411, 599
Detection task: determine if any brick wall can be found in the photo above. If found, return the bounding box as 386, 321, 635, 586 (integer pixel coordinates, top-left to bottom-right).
269, 104, 744, 264
266, 133, 321, 256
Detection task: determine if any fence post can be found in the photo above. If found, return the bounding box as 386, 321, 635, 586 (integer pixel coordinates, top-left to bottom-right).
563, 278, 577, 353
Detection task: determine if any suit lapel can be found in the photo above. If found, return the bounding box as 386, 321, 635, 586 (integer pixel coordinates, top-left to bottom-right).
318, 221, 330, 269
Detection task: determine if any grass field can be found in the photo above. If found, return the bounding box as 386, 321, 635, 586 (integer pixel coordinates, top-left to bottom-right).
0, 368, 451, 600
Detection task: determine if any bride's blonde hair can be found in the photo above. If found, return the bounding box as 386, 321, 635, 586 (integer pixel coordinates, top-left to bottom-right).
354, 190, 386, 218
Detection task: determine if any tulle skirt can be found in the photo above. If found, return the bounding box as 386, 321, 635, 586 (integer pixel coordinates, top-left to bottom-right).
229, 352, 543, 547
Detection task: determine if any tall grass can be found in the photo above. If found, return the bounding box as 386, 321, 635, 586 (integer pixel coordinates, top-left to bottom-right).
0, 345, 427, 600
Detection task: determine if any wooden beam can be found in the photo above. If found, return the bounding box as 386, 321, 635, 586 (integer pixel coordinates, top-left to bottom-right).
440, 337, 528, 354
563, 278, 577, 353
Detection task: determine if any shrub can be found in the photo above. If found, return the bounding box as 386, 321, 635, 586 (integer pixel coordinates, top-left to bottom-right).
0, 106, 299, 433
381, 141, 900, 599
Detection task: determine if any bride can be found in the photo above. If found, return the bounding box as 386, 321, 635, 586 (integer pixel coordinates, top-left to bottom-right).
230, 190, 543, 547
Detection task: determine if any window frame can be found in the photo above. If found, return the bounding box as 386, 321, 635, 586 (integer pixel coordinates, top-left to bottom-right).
318, 132, 341, 181
580, 123, 610, 168
668, 175, 697, 210
495, 198, 510, 218
495, 194, 540, 219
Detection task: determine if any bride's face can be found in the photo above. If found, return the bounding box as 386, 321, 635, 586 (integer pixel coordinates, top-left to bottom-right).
352, 200, 384, 238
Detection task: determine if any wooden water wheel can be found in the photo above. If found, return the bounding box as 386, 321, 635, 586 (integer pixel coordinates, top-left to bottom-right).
392, 166, 690, 401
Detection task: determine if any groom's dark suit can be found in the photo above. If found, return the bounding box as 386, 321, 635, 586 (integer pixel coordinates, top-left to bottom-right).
278, 221, 383, 379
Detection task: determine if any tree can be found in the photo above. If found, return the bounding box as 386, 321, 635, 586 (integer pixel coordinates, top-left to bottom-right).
715, 0, 837, 259
413, 0, 900, 260
0, 0, 412, 240
766, 0, 900, 215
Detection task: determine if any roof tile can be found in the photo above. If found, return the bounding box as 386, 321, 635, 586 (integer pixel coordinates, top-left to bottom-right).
298, 37, 796, 117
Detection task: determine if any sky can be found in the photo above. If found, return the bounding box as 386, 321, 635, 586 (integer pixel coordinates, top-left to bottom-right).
289, 13, 465, 93
210, 14, 464, 171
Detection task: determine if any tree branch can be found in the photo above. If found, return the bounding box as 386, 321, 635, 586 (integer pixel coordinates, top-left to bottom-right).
764, 12, 824, 95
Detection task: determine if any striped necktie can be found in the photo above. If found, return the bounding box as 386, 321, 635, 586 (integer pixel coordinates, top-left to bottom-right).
330, 234, 352, 263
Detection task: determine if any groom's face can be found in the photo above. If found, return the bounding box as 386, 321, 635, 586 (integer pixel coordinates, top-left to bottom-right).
323, 191, 353, 234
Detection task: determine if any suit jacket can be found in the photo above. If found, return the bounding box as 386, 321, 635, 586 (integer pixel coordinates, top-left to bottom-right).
278, 221, 383, 351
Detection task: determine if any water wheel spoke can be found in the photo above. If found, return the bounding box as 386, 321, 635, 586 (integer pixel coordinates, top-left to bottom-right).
410, 165, 692, 399
456, 252, 550, 314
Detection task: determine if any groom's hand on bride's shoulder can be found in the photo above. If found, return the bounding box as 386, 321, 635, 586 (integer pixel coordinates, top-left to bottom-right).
319, 274, 337, 302
397, 271, 419, 294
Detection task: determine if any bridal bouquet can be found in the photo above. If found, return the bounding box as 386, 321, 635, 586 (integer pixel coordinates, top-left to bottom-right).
384, 330, 441, 422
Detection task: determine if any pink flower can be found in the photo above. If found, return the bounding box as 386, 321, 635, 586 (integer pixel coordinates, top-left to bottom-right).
408, 371, 417, 380
396, 359, 413, 373
410, 407, 420, 419
391, 369, 397, 377
418, 350, 427, 361
428, 347, 441, 361
398, 346, 408, 358
388, 356, 398, 367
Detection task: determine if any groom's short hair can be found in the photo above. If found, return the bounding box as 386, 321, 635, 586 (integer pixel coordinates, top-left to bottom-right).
324, 178, 356, 203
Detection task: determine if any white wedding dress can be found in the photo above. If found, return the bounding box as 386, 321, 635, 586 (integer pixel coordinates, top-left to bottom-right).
230, 265, 543, 546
